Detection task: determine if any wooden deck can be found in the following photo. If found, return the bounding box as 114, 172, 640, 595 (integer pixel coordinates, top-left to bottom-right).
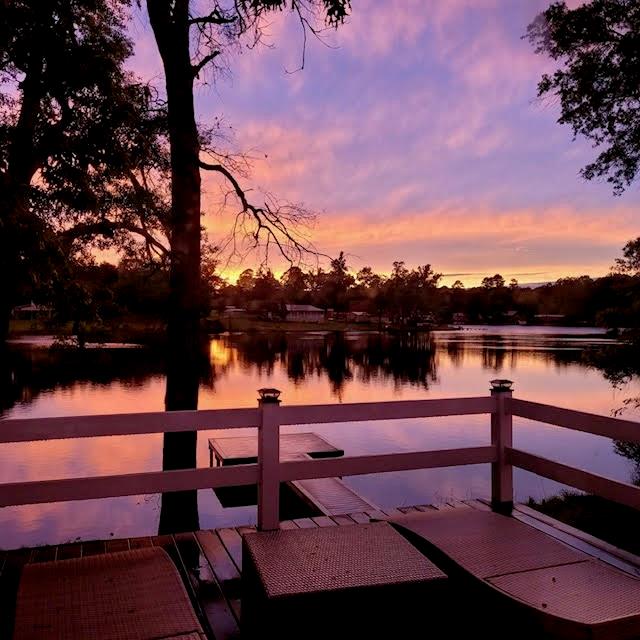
290, 476, 376, 515
209, 432, 375, 516
208, 432, 344, 466
3, 500, 639, 640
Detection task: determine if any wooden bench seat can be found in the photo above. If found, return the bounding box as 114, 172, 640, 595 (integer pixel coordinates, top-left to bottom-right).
391, 508, 640, 639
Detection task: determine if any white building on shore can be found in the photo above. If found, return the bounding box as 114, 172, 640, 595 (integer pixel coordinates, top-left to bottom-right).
285, 304, 325, 323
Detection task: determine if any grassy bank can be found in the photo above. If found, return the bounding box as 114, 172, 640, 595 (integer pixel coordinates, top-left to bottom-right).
212, 316, 455, 333
527, 492, 640, 556
9, 317, 166, 346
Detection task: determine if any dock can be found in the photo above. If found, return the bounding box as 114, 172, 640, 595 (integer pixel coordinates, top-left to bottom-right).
3, 500, 640, 640
208, 432, 344, 466
208, 433, 376, 515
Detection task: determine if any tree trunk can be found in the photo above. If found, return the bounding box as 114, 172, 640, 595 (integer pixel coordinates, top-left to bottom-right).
148, 0, 202, 534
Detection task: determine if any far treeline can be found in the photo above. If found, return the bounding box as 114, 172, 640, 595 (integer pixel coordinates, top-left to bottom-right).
15, 241, 640, 337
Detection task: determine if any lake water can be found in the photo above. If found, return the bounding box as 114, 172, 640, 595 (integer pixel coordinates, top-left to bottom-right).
2, 326, 639, 549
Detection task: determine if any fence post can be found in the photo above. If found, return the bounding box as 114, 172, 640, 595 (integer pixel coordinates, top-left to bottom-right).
257, 388, 281, 531
490, 379, 513, 514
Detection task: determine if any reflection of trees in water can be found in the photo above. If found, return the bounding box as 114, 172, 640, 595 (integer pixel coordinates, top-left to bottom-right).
224, 332, 438, 395
0, 345, 169, 415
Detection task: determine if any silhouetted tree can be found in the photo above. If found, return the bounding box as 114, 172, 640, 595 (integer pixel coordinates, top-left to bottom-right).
145, 0, 350, 532
527, 0, 640, 194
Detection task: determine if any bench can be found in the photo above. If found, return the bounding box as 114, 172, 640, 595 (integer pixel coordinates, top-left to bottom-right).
391, 508, 640, 639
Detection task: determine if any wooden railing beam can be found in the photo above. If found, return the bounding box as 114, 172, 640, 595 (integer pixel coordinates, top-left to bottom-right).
508, 448, 640, 511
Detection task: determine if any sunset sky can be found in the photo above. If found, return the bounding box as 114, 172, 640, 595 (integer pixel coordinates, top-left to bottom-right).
129, 0, 640, 286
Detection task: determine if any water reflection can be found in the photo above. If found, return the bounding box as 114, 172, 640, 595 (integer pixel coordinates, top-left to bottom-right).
2, 327, 640, 548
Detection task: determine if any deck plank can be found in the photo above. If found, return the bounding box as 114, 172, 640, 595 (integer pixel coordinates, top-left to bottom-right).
217, 528, 244, 572
290, 477, 375, 515
312, 516, 338, 527
292, 518, 318, 529
105, 538, 130, 553
279, 520, 298, 530
464, 499, 492, 511
380, 507, 404, 518
129, 536, 153, 550
415, 504, 437, 512
195, 531, 242, 621
331, 514, 357, 526
174, 532, 240, 640
397, 506, 420, 514
348, 512, 370, 524
447, 500, 472, 509
365, 509, 390, 521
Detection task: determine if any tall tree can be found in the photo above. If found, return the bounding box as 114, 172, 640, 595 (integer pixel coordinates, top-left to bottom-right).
527, 0, 640, 194
145, 0, 350, 531
0, 0, 170, 344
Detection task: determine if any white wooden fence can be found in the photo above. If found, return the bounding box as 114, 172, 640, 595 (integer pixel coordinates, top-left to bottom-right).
1, 381, 640, 530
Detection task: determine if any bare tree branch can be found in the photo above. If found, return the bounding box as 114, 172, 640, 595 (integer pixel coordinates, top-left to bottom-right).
192, 51, 221, 77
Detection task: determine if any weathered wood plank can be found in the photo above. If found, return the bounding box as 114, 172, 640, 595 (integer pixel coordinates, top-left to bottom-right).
151, 534, 173, 548
311, 515, 338, 527
129, 537, 153, 550
446, 500, 472, 509
174, 532, 240, 640
292, 518, 318, 528
105, 538, 130, 553
279, 520, 298, 530
330, 515, 356, 526
291, 477, 375, 515
217, 528, 244, 572
397, 506, 420, 514
348, 512, 370, 523
365, 509, 390, 521
195, 531, 242, 622
464, 499, 492, 511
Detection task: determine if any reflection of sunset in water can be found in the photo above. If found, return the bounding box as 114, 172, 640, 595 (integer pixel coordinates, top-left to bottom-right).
1, 328, 639, 548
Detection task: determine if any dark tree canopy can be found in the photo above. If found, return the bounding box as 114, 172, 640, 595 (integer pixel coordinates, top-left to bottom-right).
527, 0, 640, 194
0, 0, 170, 341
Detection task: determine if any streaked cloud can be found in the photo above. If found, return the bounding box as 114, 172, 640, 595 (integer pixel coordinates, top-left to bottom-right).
125, 0, 640, 286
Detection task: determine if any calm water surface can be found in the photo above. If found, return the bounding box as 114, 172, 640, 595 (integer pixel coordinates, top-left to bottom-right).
1, 326, 639, 548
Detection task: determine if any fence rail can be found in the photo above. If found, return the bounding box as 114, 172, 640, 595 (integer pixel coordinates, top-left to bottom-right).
1, 382, 640, 530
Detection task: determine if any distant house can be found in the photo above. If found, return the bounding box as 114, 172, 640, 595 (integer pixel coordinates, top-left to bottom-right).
222, 306, 246, 318
285, 304, 324, 323
346, 311, 370, 324
12, 302, 52, 321
452, 312, 467, 325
